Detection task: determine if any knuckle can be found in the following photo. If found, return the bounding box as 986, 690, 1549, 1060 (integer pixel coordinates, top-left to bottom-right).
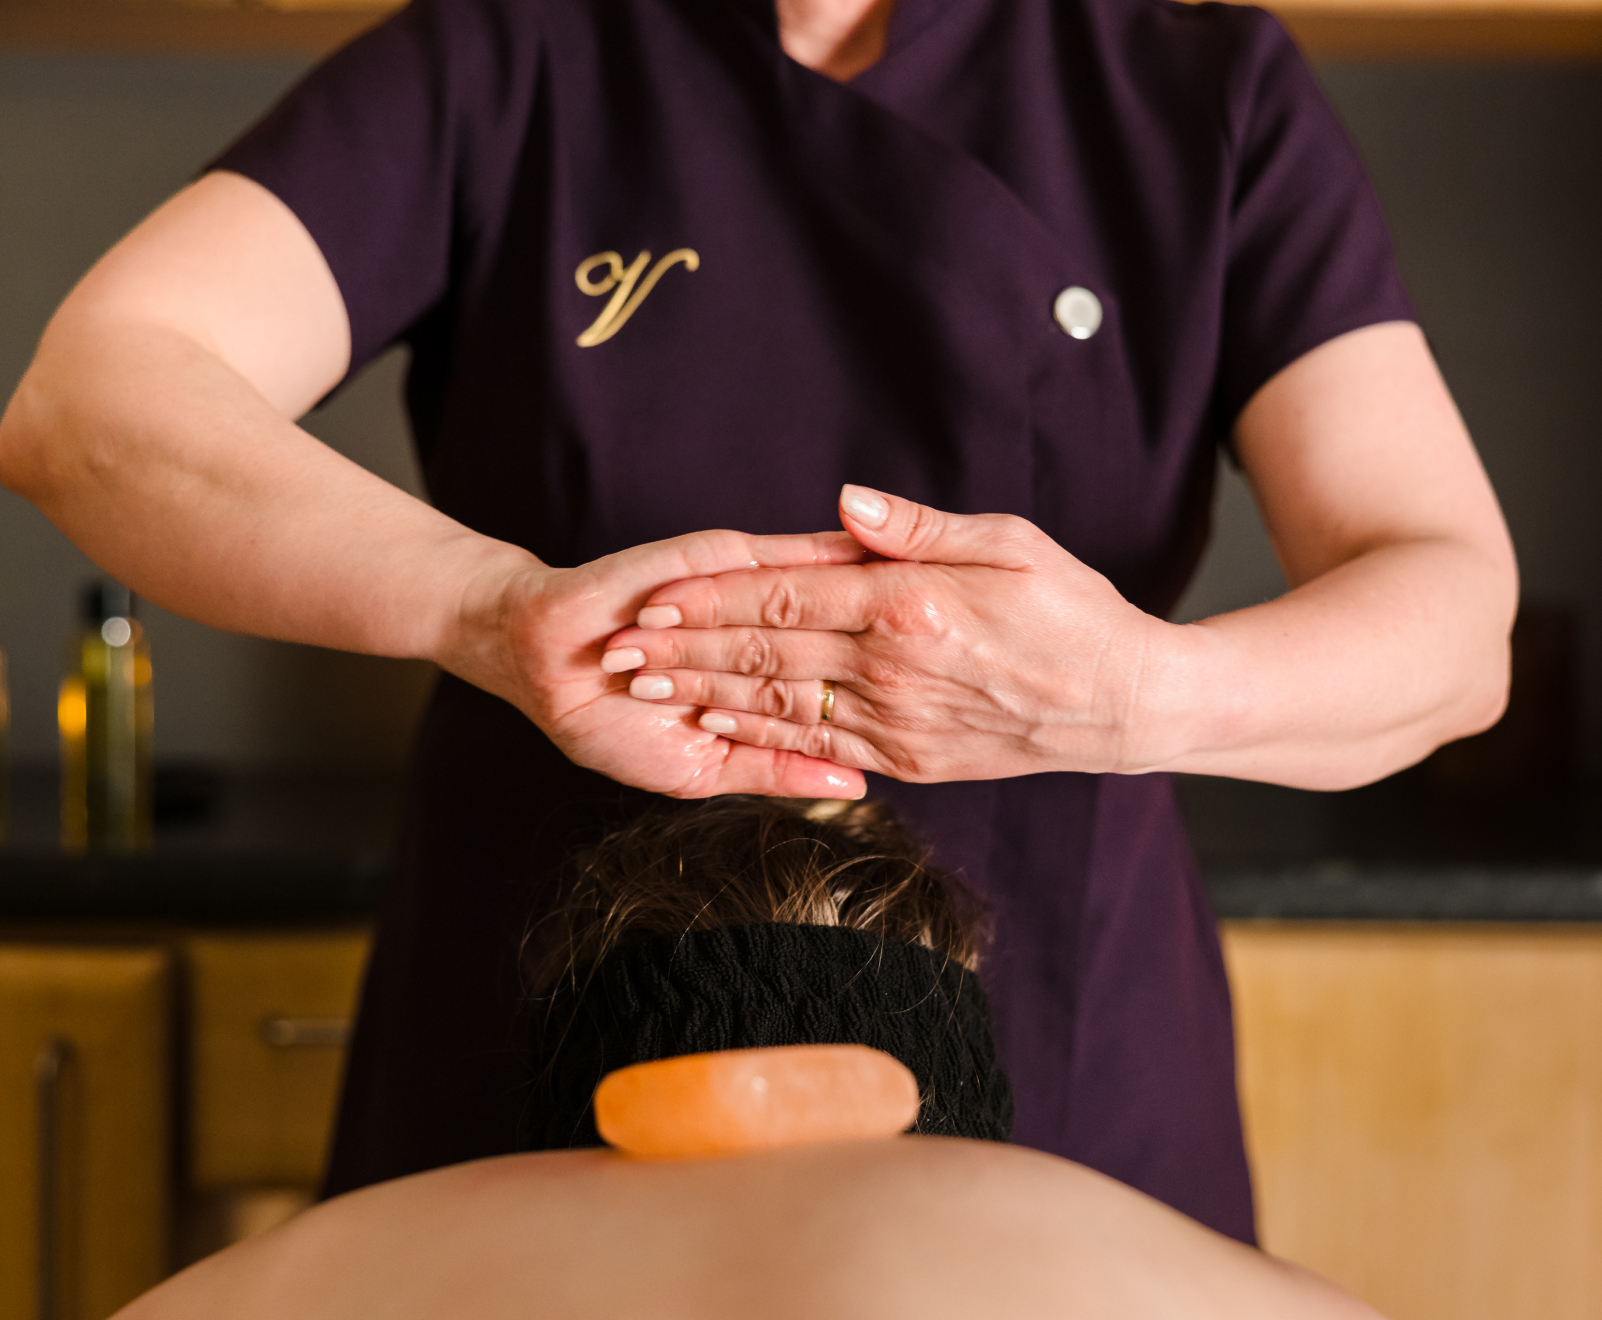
881, 743, 933, 782
733, 629, 775, 676
877, 596, 943, 638
860, 657, 918, 696
684, 530, 743, 571
674, 530, 762, 586
757, 678, 794, 718
989, 513, 1042, 558
652, 635, 685, 668
802, 725, 835, 760
901, 503, 945, 555
758, 576, 804, 629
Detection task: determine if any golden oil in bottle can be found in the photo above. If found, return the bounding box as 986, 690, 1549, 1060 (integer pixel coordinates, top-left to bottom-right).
60, 583, 152, 852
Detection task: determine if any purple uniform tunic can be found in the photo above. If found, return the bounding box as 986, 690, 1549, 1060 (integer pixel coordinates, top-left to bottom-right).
215, 0, 1412, 1243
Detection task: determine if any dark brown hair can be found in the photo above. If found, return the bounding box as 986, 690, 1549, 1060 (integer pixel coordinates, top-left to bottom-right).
523, 796, 984, 1002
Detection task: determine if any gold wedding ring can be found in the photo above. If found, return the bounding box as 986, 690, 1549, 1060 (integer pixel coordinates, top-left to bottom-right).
819, 680, 836, 724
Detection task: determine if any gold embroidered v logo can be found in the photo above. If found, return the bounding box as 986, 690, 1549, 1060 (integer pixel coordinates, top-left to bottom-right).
574, 248, 700, 347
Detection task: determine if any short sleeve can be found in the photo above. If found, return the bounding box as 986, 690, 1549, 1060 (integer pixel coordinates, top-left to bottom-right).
1213, 10, 1415, 425
209, 0, 539, 377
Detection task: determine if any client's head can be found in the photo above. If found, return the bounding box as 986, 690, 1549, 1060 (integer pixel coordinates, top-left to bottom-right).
520, 796, 1013, 1149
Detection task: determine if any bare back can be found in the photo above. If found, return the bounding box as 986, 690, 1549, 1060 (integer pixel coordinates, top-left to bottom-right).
118, 1138, 1381, 1320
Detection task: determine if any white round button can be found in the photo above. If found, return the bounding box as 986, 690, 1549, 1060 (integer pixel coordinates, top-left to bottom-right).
1053, 286, 1102, 340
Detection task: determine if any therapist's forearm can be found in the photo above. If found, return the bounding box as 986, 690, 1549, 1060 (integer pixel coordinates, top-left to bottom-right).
1142, 534, 1514, 790
1143, 321, 1518, 790
0, 169, 557, 713
0, 308, 877, 803
0, 316, 541, 673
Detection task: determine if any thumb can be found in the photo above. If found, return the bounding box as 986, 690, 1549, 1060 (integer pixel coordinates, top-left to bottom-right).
838, 485, 1036, 568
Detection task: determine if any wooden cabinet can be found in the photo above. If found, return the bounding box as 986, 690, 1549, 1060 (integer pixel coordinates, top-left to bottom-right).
0, 928, 370, 1317
184, 930, 370, 1189
1225, 922, 1602, 1320
0, 945, 172, 1320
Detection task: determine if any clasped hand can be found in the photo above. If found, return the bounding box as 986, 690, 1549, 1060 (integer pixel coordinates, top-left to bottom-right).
599, 486, 1183, 784
464, 527, 871, 800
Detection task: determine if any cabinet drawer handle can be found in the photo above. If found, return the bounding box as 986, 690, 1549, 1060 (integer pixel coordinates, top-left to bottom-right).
260, 1017, 351, 1048
36, 1037, 73, 1320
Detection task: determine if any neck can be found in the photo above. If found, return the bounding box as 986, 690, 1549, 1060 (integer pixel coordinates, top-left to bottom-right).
775, 0, 898, 81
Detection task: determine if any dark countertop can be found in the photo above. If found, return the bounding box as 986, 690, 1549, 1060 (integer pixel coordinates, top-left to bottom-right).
1177, 772, 1602, 921
2, 766, 1600, 923
0, 769, 397, 923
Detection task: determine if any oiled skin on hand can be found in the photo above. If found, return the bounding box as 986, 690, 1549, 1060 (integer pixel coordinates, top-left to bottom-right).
116, 1139, 1385, 1320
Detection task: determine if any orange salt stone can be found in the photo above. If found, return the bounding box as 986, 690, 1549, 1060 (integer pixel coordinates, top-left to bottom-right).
594, 1044, 920, 1159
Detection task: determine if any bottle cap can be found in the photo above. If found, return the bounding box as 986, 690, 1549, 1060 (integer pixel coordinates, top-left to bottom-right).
82, 581, 136, 624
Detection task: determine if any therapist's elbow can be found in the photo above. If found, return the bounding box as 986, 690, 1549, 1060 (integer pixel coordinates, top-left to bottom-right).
0, 310, 118, 506
1376, 598, 1516, 788
1318, 601, 1516, 794
0, 366, 64, 503
1410, 525, 1518, 745
1435, 635, 1513, 750
1446, 548, 1520, 743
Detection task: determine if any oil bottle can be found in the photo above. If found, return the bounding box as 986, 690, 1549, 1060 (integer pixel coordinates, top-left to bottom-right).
60, 582, 152, 852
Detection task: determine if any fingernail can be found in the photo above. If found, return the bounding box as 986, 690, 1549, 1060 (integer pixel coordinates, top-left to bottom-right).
699, 712, 738, 735
824, 771, 866, 797
637, 605, 683, 629
629, 674, 674, 700
600, 647, 646, 673
841, 485, 889, 529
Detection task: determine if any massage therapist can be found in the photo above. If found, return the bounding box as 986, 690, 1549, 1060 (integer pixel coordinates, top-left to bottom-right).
0, 0, 1515, 1243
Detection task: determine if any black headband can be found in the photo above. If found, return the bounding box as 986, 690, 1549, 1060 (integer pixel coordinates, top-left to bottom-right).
520, 923, 1014, 1150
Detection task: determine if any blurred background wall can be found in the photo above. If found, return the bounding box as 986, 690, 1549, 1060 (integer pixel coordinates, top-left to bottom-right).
1, 53, 1599, 772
